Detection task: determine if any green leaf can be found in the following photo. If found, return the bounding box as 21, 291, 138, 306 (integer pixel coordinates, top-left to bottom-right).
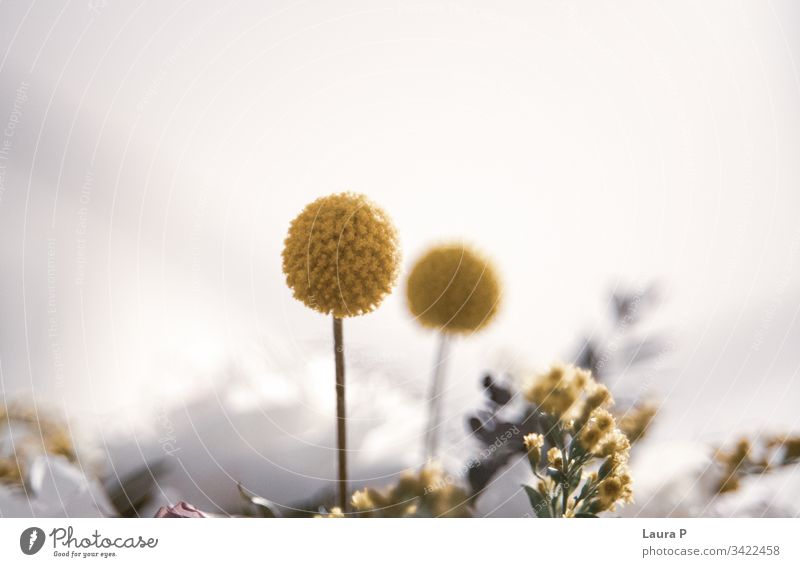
598, 457, 615, 480
546, 467, 565, 484
523, 485, 552, 518
577, 478, 592, 501
569, 467, 583, 492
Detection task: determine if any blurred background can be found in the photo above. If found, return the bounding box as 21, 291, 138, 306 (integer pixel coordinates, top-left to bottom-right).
1, 0, 799, 517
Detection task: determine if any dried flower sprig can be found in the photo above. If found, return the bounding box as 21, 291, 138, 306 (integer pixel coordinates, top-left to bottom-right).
465, 285, 664, 497
715, 435, 800, 494
282, 192, 401, 513
617, 402, 659, 444
521, 364, 633, 517
406, 243, 501, 458
350, 464, 472, 517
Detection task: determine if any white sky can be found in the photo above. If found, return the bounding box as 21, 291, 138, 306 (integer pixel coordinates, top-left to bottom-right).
0, 0, 799, 448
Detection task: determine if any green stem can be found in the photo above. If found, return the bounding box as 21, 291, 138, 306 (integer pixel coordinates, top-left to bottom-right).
560, 465, 570, 516
424, 333, 451, 460
333, 316, 348, 513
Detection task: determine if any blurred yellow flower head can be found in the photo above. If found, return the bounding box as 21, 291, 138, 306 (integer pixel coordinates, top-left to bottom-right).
282, 192, 401, 318
618, 402, 658, 443
350, 464, 471, 517
525, 363, 599, 420
406, 243, 501, 334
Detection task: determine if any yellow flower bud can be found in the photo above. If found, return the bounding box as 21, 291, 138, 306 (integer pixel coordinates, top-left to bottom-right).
547, 447, 563, 468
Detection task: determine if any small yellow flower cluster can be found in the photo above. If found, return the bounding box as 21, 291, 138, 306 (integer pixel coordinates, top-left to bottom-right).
547, 447, 563, 468
524, 363, 604, 420
617, 402, 659, 443
768, 435, 800, 464
523, 433, 545, 467
580, 408, 627, 454
596, 471, 633, 511
406, 243, 501, 334
350, 464, 471, 518
578, 407, 632, 512
314, 507, 345, 518
716, 438, 755, 494
521, 364, 633, 517
714, 434, 800, 494
523, 433, 544, 451
282, 192, 401, 318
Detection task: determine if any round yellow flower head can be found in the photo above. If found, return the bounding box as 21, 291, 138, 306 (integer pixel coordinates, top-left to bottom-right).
406, 243, 501, 334
282, 192, 401, 318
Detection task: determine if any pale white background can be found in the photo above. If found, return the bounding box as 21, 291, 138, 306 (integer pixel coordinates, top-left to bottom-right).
0, 0, 798, 516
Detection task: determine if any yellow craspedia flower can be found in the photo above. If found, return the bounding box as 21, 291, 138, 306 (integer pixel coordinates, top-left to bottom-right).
406, 243, 501, 334
282, 192, 401, 318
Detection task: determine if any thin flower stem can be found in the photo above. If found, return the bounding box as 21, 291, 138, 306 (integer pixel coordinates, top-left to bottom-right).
333, 316, 348, 513
561, 459, 570, 516
424, 333, 451, 460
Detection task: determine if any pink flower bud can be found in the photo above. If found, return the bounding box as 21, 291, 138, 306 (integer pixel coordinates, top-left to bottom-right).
154, 501, 207, 518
